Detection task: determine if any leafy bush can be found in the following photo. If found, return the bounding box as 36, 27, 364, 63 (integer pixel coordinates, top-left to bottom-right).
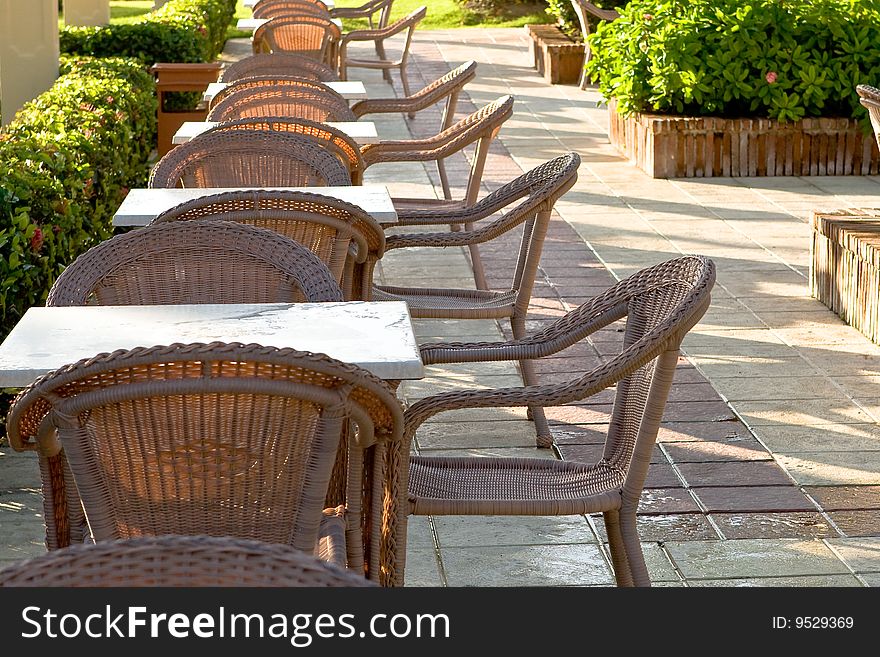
60, 0, 235, 63
545, 0, 628, 39
0, 57, 157, 337
586, 0, 880, 124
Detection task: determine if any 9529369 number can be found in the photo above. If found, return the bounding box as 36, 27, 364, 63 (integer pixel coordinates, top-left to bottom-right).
772, 616, 854, 629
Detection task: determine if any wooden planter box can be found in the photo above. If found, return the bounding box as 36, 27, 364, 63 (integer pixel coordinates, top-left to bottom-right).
608, 98, 880, 178
526, 24, 584, 85
811, 208, 880, 344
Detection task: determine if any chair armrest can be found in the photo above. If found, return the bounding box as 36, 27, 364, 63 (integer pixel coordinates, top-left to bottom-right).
341, 23, 401, 44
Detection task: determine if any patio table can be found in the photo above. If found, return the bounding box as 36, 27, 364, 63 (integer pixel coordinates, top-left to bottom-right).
112, 185, 398, 227
203, 80, 368, 104
0, 301, 420, 586
237, 17, 342, 30
172, 120, 379, 145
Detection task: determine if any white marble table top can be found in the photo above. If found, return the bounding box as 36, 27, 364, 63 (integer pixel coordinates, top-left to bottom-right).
238, 17, 341, 31
204, 81, 367, 103
172, 121, 378, 145
243, 0, 335, 10
113, 185, 397, 227
0, 302, 423, 387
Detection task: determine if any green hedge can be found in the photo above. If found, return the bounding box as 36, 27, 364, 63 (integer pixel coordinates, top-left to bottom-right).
586, 0, 880, 124
60, 0, 236, 63
0, 57, 157, 337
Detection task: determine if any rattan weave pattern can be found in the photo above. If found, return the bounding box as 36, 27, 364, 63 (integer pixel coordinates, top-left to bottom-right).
252, 15, 341, 68
151, 190, 384, 300
149, 129, 352, 188
0, 534, 376, 586
7, 342, 403, 575
219, 52, 339, 83
253, 0, 331, 20
207, 78, 356, 123
402, 256, 715, 586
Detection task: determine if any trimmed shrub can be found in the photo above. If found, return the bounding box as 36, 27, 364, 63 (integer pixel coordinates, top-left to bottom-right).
0, 57, 157, 336
586, 0, 880, 125
60, 0, 236, 63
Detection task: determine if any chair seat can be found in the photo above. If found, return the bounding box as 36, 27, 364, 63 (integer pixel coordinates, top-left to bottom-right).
408, 456, 625, 516
372, 285, 517, 318
315, 505, 348, 568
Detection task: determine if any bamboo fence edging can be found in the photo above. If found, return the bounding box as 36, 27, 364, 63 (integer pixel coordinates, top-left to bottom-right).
811, 208, 880, 344
608, 99, 880, 178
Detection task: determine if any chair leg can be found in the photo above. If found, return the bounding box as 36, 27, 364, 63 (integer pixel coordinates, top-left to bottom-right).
511, 315, 552, 447
400, 66, 414, 118
465, 222, 489, 291
603, 510, 634, 586
437, 159, 451, 202
376, 40, 391, 82
619, 507, 651, 587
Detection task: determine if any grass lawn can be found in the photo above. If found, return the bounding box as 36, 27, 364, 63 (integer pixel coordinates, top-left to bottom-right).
62, 1, 551, 34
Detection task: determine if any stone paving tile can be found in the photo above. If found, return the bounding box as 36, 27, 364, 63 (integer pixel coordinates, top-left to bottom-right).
775, 452, 880, 485
826, 511, 880, 537
432, 515, 597, 547
0, 490, 45, 562
591, 513, 721, 543
638, 488, 701, 515
0, 450, 41, 490
439, 544, 614, 587
403, 548, 445, 587
825, 538, 880, 573
692, 486, 817, 513
677, 461, 794, 487
710, 512, 840, 540
804, 485, 880, 510
688, 575, 864, 587
414, 420, 537, 450
662, 436, 771, 463
665, 539, 851, 579
758, 424, 880, 453
657, 420, 751, 443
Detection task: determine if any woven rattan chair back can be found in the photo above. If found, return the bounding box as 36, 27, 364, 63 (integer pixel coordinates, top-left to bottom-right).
193, 116, 365, 184
219, 53, 339, 83
253, 0, 332, 20
0, 535, 378, 587
6, 342, 402, 557
252, 15, 341, 68
207, 79, 356, 123
857, 85, 880, 151
149, 129, 352, 188
339, 6, 426, 97
152, 190, 385, 299
570, 0, 620, 89
404, 256, 715, 587
47, 220, 345, 307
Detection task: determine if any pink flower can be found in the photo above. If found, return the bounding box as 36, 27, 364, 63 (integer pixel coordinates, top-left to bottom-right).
765, 71, 777, 84
643, 13, 653, 20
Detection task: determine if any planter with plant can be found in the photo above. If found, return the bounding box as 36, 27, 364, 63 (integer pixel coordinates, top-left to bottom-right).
586, 0, 880, 177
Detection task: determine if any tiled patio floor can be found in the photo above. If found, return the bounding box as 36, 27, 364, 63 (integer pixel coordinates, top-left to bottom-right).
3, 28, 880, 586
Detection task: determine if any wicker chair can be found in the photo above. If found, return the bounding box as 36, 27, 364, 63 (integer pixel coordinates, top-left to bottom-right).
152, 190, 385, 301
352, 60, 476, 164
857, 85, 880, 151
339, 6, 426, 98
570, 0, 620, 89
374, 153, 580, 447
0, 535, 378, 587
362, 94, 514, 289
206, 78, 357, 123
192, 116, 365, 184
18, 221, 344, 556
331, 0, 395, 79
252, 15, 342, 69
253, 0, 332, 20
149, 129, 352, 188
404, 256, 716, 587
6, 341, 403, 575
219, 52, 339, 83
